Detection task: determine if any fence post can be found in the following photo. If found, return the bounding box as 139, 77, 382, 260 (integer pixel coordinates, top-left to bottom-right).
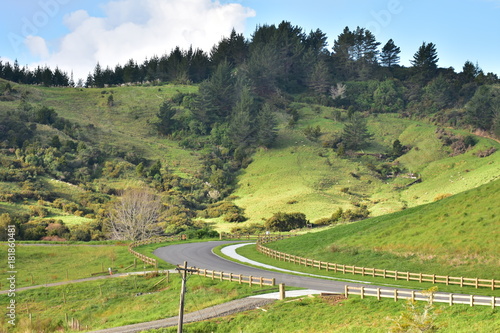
449, 293, 453, 306
492, 297, 496, 309
279, 283, 286, 300
470, 295, 474, 307
377, 288, 381, 301
344, 285, 349, 298
393, 289, 398, 302
360, 286, 365, 299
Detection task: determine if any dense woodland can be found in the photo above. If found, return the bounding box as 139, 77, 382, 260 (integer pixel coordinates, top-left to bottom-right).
1, 21, 500, 241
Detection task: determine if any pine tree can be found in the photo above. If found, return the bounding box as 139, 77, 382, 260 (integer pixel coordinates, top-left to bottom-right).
380, 39, 401, 68
256, 103, 278, 147
229, 86, 255, 149
411, 42, 439, 79
341, 113, 373, 150
155, 101, 179, 135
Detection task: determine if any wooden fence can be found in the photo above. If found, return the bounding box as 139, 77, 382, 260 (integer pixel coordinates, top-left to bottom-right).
344, 286, 500, 308
257, 235, 500, 291
187, 266, 275, 287
219, 233, 260, 240
128, 235, 187, 268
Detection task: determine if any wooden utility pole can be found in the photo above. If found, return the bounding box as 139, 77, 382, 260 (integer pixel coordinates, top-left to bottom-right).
176, 261, 198, 333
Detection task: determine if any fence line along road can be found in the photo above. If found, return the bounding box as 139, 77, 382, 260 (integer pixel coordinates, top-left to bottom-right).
128, 235, 187, 269
257, 235, 500, 291
188, 266, 275, 287
344, 286, 500, 308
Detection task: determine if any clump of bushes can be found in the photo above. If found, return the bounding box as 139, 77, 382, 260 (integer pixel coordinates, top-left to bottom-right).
435, 128, 476, 156
314, 206, 370, 226
264, 212, 308, 232
198, 201, 247, 222
230, 223, 266, 234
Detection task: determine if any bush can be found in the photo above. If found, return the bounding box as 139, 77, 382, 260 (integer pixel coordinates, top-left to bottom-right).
201, 201, 247, 222
264, 212, 308, 232
184, 227, 219, 239
230, 223, 266, 234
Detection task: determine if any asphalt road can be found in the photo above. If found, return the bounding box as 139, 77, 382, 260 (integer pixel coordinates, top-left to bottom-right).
154, 240, 371, 293
154, 241, 500, 306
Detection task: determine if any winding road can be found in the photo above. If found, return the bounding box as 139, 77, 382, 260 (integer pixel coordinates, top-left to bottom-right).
155, 241, 392, 293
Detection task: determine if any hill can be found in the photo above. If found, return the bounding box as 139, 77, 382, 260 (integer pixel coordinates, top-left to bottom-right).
231, 105, 500, 225
1, 78, 500, 239
262, 178, 500, 279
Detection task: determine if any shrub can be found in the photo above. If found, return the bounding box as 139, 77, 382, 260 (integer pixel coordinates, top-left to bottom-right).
29, 205, 49, 218
184, 227, 219, 239
434, 193, 452, 201
230, 223, 266, 234
264, 212, 308, 232
314, 217, 332, 226
341, 206, 370, 222
201, 201, 247, 222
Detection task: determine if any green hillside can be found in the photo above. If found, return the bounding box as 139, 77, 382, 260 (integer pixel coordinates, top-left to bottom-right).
1, 79, 500, 238
264, 178, 500, 278
233, 106, 500, 224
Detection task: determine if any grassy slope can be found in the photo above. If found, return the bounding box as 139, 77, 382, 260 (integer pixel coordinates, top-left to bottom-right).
153, 297, 500, 333
0, 273, 265, 331
0, 83, 202, 223
233, 107, 500, 223
264, 178, 500, 279
0, 82, 201, 175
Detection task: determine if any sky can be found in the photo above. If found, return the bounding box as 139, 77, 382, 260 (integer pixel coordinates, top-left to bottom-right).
1, 0, 499, 81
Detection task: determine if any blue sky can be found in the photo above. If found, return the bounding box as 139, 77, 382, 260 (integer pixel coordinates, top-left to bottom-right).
1, 0, 499, 80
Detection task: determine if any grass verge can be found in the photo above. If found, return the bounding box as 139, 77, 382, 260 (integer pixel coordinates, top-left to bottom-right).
0, 273, 268, 332
148, 295, 499, 333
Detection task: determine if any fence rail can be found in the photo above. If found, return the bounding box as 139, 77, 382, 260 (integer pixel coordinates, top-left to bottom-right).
344, 286, 500, 308
257, 235, 500, 291
128, 235, 187, 268
219, 233, 260, 240
188, 266, 275, 287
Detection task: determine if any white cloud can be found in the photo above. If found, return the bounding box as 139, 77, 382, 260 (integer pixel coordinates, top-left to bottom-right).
25, 35, 50, 59
29, 0, 256, 80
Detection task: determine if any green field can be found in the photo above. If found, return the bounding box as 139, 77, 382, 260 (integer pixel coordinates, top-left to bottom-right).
0, 272, 267, 332
0, 244, 134, 288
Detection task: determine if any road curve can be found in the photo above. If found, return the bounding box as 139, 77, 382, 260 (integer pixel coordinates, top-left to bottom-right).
154, 241, 364, 293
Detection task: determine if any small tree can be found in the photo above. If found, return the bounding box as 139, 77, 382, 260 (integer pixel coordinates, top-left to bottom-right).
108, 188, 163, 241
388, 287, 440, 332
341, 113, 373, 150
